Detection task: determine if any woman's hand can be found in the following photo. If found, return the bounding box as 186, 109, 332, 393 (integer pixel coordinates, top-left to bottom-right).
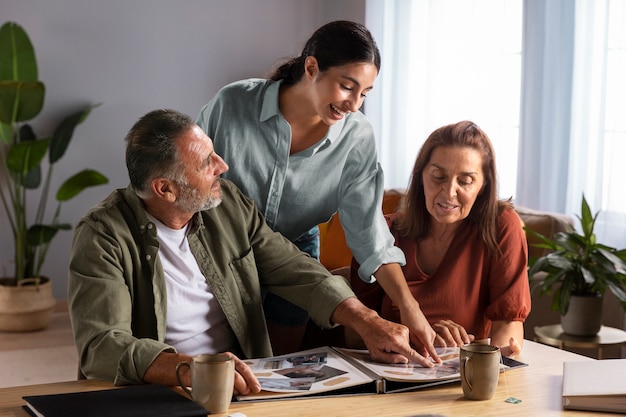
490, 321, 524, 358
432, 319, 475, 347
498, 337, 522, 358
398, 303, 441, 363
372, 263, 441, 364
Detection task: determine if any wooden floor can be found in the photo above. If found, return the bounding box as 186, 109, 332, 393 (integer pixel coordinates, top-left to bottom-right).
0, 300, 79, 388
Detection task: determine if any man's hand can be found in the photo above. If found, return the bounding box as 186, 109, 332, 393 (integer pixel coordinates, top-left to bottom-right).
432, 319, 475, 347
144, 351, 261, 395
332, 297, 435, 367
223, 352, 261, 395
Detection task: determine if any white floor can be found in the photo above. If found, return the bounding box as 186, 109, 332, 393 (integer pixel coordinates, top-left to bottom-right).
0, 345, 78, 388
0, 302, 79, 388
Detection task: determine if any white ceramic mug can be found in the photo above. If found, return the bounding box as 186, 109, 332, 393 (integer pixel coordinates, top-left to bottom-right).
176, 353, 235, 414
460, 344, 501, 400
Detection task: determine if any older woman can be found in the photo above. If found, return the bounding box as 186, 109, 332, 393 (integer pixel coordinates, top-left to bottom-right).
349, 121, 530, 357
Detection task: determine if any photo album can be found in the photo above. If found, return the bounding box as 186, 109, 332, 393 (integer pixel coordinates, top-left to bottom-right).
236, 345, 527, 401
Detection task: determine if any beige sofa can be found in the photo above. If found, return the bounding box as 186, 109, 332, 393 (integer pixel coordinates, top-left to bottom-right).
314, 191, 625, 358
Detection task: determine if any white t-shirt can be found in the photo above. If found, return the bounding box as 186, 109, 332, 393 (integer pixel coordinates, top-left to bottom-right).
147, 213, 235, 356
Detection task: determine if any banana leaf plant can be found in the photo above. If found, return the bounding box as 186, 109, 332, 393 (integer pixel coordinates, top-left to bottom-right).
527, 194, 626, 315
0, 21, 108, 285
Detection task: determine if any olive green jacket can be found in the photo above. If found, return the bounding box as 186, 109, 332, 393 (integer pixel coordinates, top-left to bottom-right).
68, 180, 353, 385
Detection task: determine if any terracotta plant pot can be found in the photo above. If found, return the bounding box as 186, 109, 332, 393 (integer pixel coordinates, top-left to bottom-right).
561, 294, 603, 336
0, 277, 56, 332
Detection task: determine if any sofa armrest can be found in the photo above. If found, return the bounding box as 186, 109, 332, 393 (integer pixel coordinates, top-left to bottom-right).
515, 206, 575, 260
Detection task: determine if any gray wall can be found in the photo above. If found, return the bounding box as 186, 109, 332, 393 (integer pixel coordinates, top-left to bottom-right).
1, 0, 365, 299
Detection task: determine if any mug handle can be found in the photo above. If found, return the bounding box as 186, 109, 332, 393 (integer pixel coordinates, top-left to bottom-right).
175, 361, 193, 396
462, 356, 473, 391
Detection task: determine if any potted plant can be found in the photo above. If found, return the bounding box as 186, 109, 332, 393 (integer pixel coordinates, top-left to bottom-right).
0, 21, 108, 331
528, 194, 626, 336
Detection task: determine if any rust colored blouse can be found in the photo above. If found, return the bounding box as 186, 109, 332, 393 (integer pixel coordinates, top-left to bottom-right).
351, 207, 531, 340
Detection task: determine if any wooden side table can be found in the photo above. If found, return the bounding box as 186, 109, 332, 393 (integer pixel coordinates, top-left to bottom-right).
534, 324, 626, 359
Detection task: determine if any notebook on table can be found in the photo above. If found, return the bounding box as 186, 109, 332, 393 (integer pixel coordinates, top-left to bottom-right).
562, 359, 626, 413
22, 383, 208, 417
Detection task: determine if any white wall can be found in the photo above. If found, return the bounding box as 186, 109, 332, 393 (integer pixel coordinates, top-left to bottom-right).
1, 0, 365, 299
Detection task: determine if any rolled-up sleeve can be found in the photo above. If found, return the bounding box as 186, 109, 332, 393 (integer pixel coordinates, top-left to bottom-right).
338, 151, 406, 283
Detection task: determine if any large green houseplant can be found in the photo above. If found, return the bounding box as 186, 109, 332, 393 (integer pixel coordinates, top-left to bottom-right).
528, 194, 626, 335
0, 21, 108, 331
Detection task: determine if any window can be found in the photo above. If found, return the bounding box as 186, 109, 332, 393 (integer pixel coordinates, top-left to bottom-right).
366, 0, 626, 249
366, 0, 523, 198
568, 0, 626, 248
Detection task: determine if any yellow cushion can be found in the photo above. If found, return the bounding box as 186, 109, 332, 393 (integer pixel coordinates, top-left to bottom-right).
319, 190, 404, 270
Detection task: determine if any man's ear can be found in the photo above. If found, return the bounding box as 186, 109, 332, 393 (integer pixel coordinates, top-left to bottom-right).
304, 56, 319, 81
151, 178, 178, 203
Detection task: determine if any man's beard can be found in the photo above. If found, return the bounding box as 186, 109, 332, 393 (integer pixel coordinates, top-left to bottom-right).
175, 182, 222, 212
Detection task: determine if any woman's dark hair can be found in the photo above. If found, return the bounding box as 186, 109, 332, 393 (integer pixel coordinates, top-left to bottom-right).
397, 121, 512, 257
270, 20, 381, 85
125, 109, 195, 196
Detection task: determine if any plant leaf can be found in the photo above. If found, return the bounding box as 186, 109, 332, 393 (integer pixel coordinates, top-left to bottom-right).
0, 120, 12, 143
6, 137, 49, 174
0, 80, 45, 123
0, 22, 38, 81
607, 279, 626, 303
545, 252, 573, 270
56, 169, 109, 201
556, 232, 587, 253
579, 194, 598, 239
16, 125, 43, 189
26, 223, 72, 246
541, 268, 568, 292
554, 284, 571, 315
17, 122, 36, 142
580, 266, 596, 285
525, 227, 559, 249
49, 106, 97, 164
598, 247, 626, 274
528, 255, 550, 275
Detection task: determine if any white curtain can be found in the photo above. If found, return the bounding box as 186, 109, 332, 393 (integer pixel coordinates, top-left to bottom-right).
521, 0, 626, 249
365, 0, 626, 250
568, 0, 626, 250
517, 0, 575, 213
366, 0, 523, 199
365, 0, 430, 191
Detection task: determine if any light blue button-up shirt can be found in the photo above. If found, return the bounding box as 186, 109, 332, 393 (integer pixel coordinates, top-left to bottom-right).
196, 78, 405, 282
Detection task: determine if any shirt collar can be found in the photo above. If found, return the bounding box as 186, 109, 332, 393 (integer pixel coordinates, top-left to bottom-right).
260, 79, 346, 152
120, 185, 204, 234
260, 80, 282, 122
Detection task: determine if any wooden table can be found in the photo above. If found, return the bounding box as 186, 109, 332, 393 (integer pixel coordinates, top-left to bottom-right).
534, 324, 626, 359
0, 340, 597, 417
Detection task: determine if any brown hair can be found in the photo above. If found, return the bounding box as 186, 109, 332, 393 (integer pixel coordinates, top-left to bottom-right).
270, 20, 381, 85
397, 121, 512, 257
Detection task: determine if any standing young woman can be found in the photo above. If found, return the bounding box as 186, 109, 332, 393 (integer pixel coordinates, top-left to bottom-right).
196, 20, 438, 361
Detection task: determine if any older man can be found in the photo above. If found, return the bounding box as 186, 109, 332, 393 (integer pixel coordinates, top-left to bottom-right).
68, 109, 433, 395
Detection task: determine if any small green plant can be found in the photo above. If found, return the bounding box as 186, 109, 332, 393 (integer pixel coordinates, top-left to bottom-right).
527, 194, 626, 315
0, 21, 108, 285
